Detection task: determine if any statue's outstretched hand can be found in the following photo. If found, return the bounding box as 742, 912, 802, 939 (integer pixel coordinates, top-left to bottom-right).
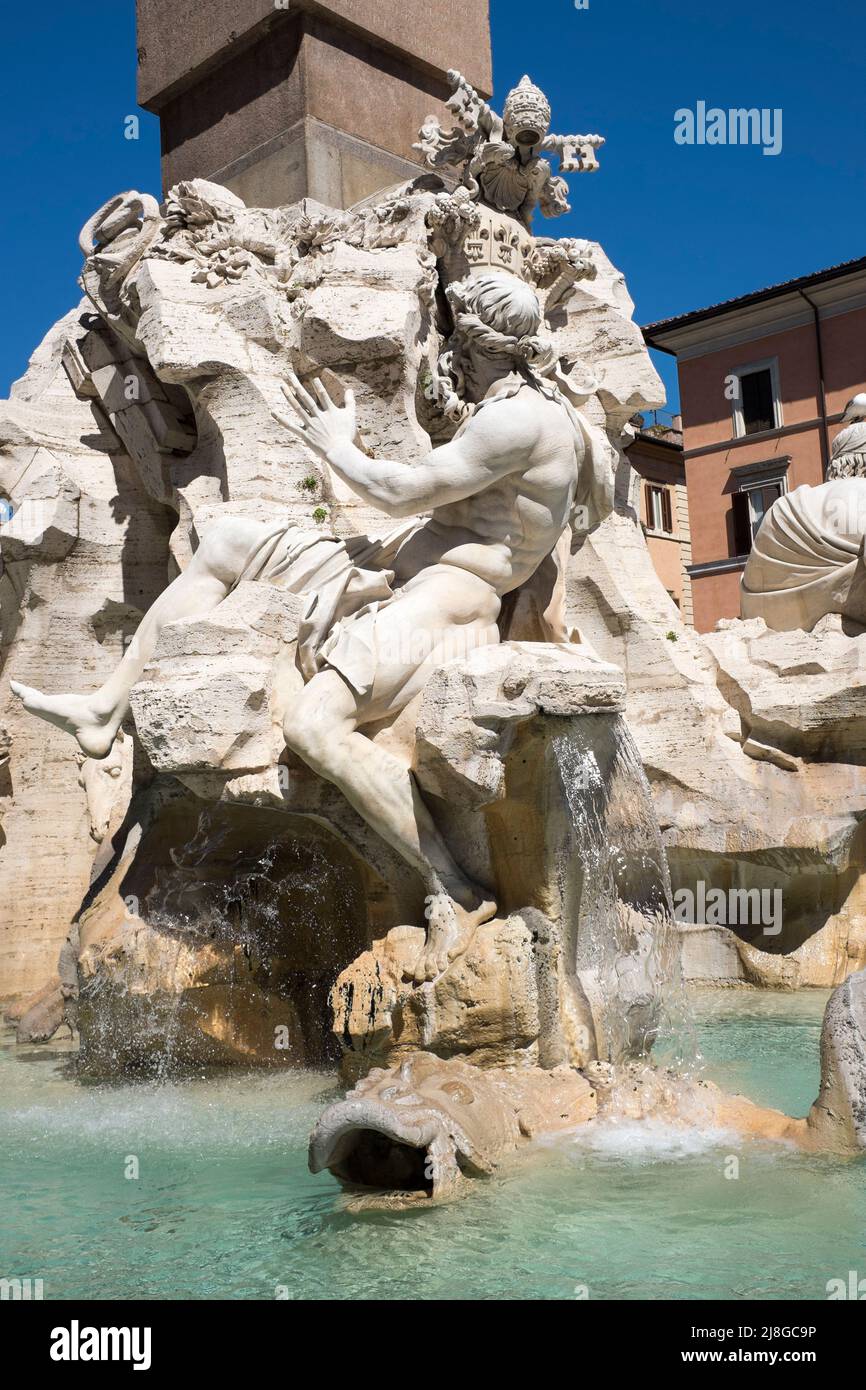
273, 371, 357, 460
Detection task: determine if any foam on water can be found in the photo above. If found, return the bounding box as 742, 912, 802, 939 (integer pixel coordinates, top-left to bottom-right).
1, 1040, 337, 1150
566, 1115, 741, 1161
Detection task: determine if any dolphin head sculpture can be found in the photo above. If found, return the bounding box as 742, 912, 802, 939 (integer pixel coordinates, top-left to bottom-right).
309, 1053, 522, 1208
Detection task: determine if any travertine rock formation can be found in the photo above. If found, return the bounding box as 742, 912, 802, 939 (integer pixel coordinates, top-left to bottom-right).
809, 965, 866, 1150
309, 967, 866, 1208
3, 68, 866, 1098
706, 613, 866, 764
0, 305, 177, 1000
3, 66, 696, 1085
1, 144, 670, 1055
69, 637, 676, 1075
563, 505, 866, 987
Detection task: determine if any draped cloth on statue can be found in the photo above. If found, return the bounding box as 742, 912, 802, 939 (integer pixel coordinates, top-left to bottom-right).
827, 421, 866, 480
235, 519, 416, 694
741, 480, 866, 631
233, 379, 611, 694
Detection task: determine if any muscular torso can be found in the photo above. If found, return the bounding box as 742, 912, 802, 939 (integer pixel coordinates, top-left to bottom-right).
391, 391, 579, 594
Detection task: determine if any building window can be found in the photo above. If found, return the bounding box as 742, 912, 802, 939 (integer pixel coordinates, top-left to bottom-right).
730, 358, 782, 438
740, 369, 775, 434
645, 483, 673, 534
731, 470, 787, 554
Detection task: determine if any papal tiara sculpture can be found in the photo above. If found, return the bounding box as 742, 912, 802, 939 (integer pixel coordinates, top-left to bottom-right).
415, 70, 605, 228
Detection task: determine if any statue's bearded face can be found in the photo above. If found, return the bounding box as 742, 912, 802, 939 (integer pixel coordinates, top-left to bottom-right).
442, 274, 545, 404
458, 339, 509, 401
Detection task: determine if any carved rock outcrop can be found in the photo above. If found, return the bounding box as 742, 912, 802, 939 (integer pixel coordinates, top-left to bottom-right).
705, 613, 866, 764
329, 641, 677, 1077
70, 638, 677, 1075
0, 308, 176, 1001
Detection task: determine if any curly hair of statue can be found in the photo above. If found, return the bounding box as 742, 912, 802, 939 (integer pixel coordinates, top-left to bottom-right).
427, 273, 558, 422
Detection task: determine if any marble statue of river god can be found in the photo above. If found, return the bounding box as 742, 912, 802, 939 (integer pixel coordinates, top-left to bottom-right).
11, 268, 613, 985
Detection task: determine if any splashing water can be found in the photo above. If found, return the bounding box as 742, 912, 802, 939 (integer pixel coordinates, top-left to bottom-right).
77, 806, 368, 1078
553, 717, 699, 1072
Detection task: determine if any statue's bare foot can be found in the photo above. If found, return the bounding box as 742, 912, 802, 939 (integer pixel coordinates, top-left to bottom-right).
9, 681, 118, 759
409, 893, 497, 986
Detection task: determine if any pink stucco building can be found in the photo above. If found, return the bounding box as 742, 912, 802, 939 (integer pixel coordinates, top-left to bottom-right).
626, 419, 693, 625
644, 257, 866, 632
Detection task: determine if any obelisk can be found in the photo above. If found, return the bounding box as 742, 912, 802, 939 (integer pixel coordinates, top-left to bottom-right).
136, 0, 492, 208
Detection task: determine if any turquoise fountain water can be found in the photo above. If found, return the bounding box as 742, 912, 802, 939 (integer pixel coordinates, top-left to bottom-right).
2, 989, 864, 1300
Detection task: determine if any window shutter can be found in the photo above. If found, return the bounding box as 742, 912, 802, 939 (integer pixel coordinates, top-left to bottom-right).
732, 491, 753, 555
661, 489, 673, 533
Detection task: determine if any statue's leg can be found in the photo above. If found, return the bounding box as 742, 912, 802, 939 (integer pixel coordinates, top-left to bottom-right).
10, 516, 272, 758
285, 667, 494, 981
282, 567, 500, 982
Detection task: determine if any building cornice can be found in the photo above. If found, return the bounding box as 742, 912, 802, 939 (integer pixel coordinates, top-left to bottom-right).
683, 412, 846, 461
628, 430, 684, 459
729, 454, 791, 479
687, 556, 748, 578
643, 261, 866, 360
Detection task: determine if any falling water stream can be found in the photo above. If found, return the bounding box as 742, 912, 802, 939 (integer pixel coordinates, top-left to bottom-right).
77, 808, 366, 1077
553, 718, 698, 1070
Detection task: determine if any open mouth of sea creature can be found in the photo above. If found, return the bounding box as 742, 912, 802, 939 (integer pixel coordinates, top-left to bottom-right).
308, 1096, 475, 1209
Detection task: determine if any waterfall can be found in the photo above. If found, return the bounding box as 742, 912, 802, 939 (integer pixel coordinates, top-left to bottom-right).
553, 716, 698, 1070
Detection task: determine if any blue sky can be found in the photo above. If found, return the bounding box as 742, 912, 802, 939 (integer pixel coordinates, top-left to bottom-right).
1, 0, 863, 413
